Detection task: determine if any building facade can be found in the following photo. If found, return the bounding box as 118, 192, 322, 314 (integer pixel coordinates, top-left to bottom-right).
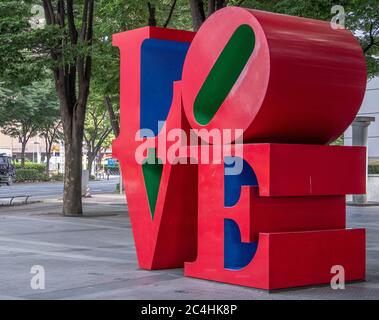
345, 77, 379, 162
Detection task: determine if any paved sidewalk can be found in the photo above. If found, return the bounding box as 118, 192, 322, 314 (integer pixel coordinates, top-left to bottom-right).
0, 197, 378, 300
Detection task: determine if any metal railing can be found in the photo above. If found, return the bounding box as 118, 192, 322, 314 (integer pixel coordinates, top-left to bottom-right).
0, 195, 31, 206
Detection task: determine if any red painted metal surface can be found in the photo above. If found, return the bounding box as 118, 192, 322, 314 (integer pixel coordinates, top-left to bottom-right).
248, 188, 346, 242
113, 28, 198, 269
182, 7, 367, 144
243, 144, 366, 197
113, 27, 194, 146
112, 8, 367, 289
186, 228, 365, 290
184, 149, 366, 289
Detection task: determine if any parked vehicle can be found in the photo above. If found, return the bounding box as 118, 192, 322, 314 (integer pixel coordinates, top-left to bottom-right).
0, 154, 15, 186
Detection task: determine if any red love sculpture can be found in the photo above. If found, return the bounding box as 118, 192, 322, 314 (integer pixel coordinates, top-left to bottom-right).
112, 7, 366, 289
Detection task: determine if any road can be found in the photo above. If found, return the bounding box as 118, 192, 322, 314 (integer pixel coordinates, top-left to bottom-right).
0, 176, 119, 201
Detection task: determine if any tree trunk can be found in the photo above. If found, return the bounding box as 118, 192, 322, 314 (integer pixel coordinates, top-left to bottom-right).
96, 149, 102, 173
216, 0, 228, 10
63, 126, 84, 215
45, 136, 51, 177
189, 0, 227, 31
189, 0, 206, 31
46, 153, 51, 177
104, 96, 120, 137
163, 0, 177, 28
208, 0, 216, 16
147, 2, 157, 27
20, 140, 27, 167
43, 0, 94, 216
61, 97, 86, 215
87, 151, 95, 176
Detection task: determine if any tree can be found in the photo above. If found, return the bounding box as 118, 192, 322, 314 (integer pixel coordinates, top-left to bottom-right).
346, 0, 379, 77
39, 121, 63, 176
188, 0, 228, 31
92, 0, 189, 138
230, 0, 379, 77
188, 0, 205, 31
0, 1, 48, 87
0, 80, 60, 166
0, 86, 36, 166
147, 0, 179, 27
84, 102, 112, 176
185, 0, 378, 76
35, 80, 62, 176
41, 0, 95, 215
104, 96, 120, 137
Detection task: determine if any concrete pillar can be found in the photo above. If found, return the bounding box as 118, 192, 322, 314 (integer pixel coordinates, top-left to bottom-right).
82, 170, 89, 196
352, 116, 375, 204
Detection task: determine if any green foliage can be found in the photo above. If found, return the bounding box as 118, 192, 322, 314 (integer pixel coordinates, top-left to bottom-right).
0, 80, 60, 161
368, 165, 379, 174
330, 135, 344, 146
0, 1, 34, 84
0, 3, 60, 166
50, 173, 64, 181
237, 0, 379, 76
84, 99, 113, 146
1, 0, 378, 173
0, 79, 59, 127
89, 0, 379, 117
84, 100, 113, 171
15, 168, 49, 182
90, 0, 192, 114
0, 1, 55, 87
346, 0, 379, 78
14, 162, 46, 173
154, 0, 193, 30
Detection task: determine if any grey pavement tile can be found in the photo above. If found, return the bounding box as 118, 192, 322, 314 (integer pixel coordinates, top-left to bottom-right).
0, 202, 378, 299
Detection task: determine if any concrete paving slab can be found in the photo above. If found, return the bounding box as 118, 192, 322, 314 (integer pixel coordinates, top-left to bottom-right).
0, 199, 378, 300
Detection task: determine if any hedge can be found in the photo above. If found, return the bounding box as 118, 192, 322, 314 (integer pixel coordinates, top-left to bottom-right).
14, 162, 46, 173
369, 165, 379, 174
50, 173, 64, 181
15, 169, 49, 182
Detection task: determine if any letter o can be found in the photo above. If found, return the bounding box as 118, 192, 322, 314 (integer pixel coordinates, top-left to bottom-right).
182, 7, 366, 144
